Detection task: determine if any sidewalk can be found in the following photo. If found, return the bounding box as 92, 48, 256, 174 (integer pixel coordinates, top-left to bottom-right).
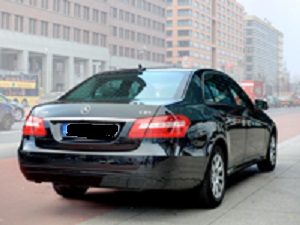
79, 135, 300, 225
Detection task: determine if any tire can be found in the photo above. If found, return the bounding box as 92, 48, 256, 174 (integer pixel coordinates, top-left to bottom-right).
257, 134, 277, 172
1, 114, 14, 130
53, 183, 88, 199
14, 108, 24, 121
193, 145, 226, 208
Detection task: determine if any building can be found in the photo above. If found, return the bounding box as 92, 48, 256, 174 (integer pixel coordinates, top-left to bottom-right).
244, 15, 283, 95
166, 0, 245, 81
279, 62, 290, 92
108, 0, 167, 70
0, 0, 167, 94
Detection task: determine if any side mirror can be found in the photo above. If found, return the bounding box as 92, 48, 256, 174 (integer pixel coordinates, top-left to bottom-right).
255, 99, 269, 111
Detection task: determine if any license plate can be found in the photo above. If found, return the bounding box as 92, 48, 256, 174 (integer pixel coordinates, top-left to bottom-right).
61, 123, 119, 139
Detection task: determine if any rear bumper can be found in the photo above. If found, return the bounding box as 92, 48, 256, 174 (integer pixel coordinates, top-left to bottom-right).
19, 150, 208, 190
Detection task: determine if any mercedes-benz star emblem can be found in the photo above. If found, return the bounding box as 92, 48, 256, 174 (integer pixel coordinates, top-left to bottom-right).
81, 105, 91, 115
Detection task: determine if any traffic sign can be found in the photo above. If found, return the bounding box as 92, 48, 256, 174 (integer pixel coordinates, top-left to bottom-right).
181, 56, 192, 68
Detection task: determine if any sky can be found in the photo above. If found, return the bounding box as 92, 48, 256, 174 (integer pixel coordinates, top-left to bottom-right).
237, 0, 300, 80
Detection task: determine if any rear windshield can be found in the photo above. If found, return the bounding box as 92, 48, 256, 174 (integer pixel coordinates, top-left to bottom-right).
59, 71, 190, 103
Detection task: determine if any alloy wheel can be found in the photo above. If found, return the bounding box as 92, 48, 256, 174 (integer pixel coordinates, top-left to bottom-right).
269, 136, 276, 166
211, 153, 225, 200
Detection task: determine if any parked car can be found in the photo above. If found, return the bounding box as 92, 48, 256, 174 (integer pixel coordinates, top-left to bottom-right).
0, 93, 25, 121
265, 96, 281, 108
292, 96, 300, 107
37, 92, 64, 105
18, 68, 277, 208
278, 94, 293, 107
0, 100, 15, 130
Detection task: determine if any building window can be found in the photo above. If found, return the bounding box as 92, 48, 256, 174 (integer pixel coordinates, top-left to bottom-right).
119, 46, 124, 57
167, 51, 173, 57
119, 28, 124, 38
28, 18, 37, 34
63, 0, 70, 15
83, 30, 89, 44
125, 47, 130, 57
41, 21, 48, 36
177, 30, 192, 36
29, 0, 37, 6
111, 7, 117, 18
178, 9, 192, 16
178, 51, 190, 57
92, 32, 99, 45
63, 26, 70, 40
14, 15, 24, 32
0, 12, 10, 30
53, 0, 60, 12
93, 9, 99, 23
112, 26, 117, 37
131, 31, 135, 41
41, 0, 48, 9
167, 0, 173, 6
131, 13, 135, 23
111, 45, 117, 56
167, 20, 173, 27
100, 34, 107, 47
100, 12, 107, 24
74, 4, 81, 18
178, 19, 192, 27
74, 28, 81, 42
166, 30, 173, 37
178, 40, 191, 47
83, 6, 90, 20
119, 9, 124, 20
177, 0, 192, 6
53, 24, 60, 38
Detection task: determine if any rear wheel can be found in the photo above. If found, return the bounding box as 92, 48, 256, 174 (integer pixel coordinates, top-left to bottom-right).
193, 145, 226, 208
1, 114, 14, 130
53, 184, 88, 199
257, 134, 277, 172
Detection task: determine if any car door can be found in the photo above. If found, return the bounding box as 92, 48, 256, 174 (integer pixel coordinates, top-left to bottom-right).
244, 104, 269, 160
203, 72, 248, 168
221, 76, 265, 161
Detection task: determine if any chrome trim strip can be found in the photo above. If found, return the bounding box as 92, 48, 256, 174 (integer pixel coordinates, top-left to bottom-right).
21, 148, 166, 156
44, 117, 135, 122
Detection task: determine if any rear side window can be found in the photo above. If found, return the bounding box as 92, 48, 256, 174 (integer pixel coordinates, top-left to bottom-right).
60, 71, 189, 102
204, 74, 236, 105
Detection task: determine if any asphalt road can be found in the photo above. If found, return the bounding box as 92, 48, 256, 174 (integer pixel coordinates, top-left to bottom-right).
0, 107, 300, 225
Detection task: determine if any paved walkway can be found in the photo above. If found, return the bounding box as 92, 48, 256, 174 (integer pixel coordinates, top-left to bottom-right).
79, 135, 300, 225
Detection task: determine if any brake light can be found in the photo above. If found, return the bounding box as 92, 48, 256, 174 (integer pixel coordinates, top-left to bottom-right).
128, 115, 190, 138
23, 115, 46, 137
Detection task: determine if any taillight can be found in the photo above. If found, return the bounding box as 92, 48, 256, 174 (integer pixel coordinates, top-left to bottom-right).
23, 115, 46, 137
128, 115, 190, 138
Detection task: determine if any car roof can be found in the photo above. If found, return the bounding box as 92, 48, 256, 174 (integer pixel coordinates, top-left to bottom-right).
95, 67, 222, 76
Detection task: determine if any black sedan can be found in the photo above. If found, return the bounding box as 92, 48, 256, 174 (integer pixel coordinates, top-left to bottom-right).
18, 68, 277, 208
